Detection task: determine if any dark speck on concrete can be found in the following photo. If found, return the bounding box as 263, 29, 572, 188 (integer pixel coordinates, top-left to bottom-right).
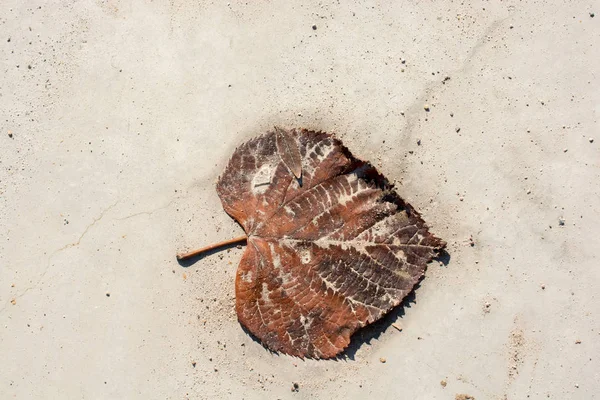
312, 25, 317, 30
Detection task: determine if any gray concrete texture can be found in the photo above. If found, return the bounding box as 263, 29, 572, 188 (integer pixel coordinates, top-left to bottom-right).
1, 0, 599, 399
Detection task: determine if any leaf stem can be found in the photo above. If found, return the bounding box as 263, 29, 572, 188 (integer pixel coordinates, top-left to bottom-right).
176, 235, 247, 260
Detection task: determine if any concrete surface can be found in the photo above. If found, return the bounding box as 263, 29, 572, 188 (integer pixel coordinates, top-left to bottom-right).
1, 1, 599, 399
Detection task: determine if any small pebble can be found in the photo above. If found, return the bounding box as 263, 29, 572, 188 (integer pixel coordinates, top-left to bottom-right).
424, 104, 430, 112
526, 189, 531, 194
191, 361, 197, 367
312, 25, 317, 30
416, 138, 421, 146
455, 127, 461, 133
291, 382, 300, 392
541, 284, 546, 290
10, 298, 16, 305
589, 138, 594, 143
379, 357, 386, 363
440, 380, 447, 387
590, 12, 595, 18
563, 148, 568, 153
575, 339, 581, 344
558, 218, 565, 226
8, 132, 13, 138
106, 292, 110, 297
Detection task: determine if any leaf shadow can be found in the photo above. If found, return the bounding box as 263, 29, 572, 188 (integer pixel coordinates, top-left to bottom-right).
437, 249, 451, 267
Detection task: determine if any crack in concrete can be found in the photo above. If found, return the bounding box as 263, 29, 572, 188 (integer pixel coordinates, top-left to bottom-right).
0, 200, 120, 314
61, 200, 121, 251
115, 197, 178, 221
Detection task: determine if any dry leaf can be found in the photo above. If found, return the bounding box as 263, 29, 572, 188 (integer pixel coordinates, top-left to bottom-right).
216, 128, 445, 358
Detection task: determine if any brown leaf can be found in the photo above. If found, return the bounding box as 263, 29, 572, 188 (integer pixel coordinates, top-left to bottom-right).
216, 128, 445, 358
274, 127, 302, 180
